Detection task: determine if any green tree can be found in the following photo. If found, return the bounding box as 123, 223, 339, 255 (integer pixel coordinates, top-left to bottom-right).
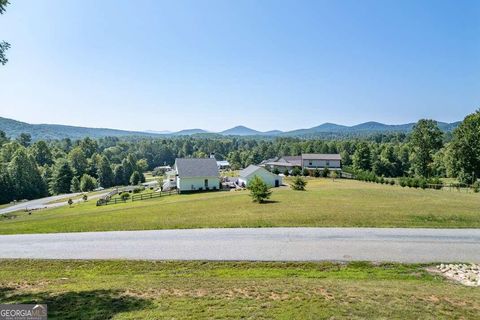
97, 156, 114, 188
291, 167, 301, 176
290, 176, 307, 191
113, 164, 126, 186
302, 168, 310, 176
70, 176, 81, 193
50, 160, 74, 195
80, 174, 97, 192
248, 176, 272, 203
68, 147, 88, 176
16, 133, 32, 147
8, 148, 47, 199
0, 167, 13, 204
352, 142, 371, 171
313, 168, 321, 177
130, 171, 142, 185
0, 0, 10, 66
449, 110, 480, 183
410, 119, 443, 177
31, 141, 53, 166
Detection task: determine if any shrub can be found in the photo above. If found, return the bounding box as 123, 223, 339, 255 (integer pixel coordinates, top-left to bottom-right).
120, 193, 130, 201
290, 176, 307, 191
473, 181, 480, 193
82, 194, 88, 201
133, 187, 144, 194
389, 180, 395, 186
313, 169, 321, 178
322, 167, 330, 178
291, 167, 302, 176
272, 168, 280, 175
283, 169, 290, 176
302, 168, 310, 177
399, 178, 407, 187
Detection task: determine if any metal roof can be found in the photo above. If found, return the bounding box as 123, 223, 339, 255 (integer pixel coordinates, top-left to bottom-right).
175, 158, 220, 178
240, 165, 279, 178
301, 153, 342, 161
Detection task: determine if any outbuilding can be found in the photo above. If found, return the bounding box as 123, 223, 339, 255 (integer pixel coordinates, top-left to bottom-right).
238, 165, 282, 188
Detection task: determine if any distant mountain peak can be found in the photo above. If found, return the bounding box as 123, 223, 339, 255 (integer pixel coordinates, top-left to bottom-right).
220, 125, 261, 136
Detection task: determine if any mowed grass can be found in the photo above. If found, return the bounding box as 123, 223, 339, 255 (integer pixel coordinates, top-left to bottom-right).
1, 179, 480, 234
0, 260, 478, 319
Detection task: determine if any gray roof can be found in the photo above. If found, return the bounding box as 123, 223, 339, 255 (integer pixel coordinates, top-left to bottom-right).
301, 153, 342, 161
175, 158, 220, 178
240, 165, 278, 178
279, 156, 302, 166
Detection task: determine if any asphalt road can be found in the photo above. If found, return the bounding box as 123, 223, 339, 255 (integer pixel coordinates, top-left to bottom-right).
0, 192, 108, 215
1, 228, 479, 263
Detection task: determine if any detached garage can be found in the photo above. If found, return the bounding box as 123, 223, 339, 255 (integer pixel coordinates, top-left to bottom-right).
238, 165, 282, 188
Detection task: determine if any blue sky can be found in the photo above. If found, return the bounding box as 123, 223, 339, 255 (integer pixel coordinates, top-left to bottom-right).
0, 0, 478, 132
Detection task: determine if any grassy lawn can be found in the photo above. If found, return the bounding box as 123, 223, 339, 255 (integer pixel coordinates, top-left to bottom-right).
0, 260, 478, 319
1, 179, 480, 234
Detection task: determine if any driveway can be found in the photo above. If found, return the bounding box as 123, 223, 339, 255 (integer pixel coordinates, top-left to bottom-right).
0, 192, 108, 215
1, 228, 479, 263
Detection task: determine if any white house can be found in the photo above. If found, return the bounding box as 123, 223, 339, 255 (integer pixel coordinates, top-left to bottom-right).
301, 154, 342, 170
238, 165, 283, 188
174, 158, 221, 193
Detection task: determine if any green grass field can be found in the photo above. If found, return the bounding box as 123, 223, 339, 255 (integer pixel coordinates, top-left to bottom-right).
0, 260, 478, 319
1, 179, 479, 234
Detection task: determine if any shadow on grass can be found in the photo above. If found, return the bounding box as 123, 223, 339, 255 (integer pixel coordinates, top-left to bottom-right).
0, 287, 154, 320
259, 200, 280, 204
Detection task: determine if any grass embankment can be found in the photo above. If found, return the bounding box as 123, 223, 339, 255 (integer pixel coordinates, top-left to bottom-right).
1, 179, 479, 234
0, 260, 478, 319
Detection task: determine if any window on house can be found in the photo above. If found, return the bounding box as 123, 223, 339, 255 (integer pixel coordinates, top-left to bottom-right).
204, 179, 208, 188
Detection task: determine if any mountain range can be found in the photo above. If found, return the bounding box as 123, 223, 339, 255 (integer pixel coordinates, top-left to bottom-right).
0, 116, 461, 141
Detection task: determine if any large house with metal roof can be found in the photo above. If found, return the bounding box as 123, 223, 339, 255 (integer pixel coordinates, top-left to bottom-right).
261, 154, 341, 173
171, 158, 220, 193
301, 154, 342, 171
238, 165, 282, 188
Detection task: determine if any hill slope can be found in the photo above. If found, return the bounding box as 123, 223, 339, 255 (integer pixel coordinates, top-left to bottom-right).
0, 117, 161, 140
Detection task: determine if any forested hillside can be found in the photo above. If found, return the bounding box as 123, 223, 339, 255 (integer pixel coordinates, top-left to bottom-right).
0, 111, 478, 205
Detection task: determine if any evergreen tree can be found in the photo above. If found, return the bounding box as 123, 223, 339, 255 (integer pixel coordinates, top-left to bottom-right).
248, 176, 272, 203
50, 160, 74, 195
8, 148, 47, 199
130, 171, 141, 185
290, 176, 307, 191
70, 176, 81, 193
97, 156, 114, 188
31, 140, 53, 166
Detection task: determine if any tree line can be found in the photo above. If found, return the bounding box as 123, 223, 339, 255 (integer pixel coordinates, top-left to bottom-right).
0, 110, 479, 204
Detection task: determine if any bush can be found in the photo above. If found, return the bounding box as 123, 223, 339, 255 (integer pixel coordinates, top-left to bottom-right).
283, 169, 290, 176
120, 193, 130, 201
82, 194, 88, 201
399, 178, 407, 187
272, 168, 280, 175
322, 167, 330, 178
472, 181, 480, 193
290, 176, 307, 191
302, 168, 310, 177
389, 180, 395, 186
291, 167, 302, 176
133, 187, 144, 194
313, 169, 320, 178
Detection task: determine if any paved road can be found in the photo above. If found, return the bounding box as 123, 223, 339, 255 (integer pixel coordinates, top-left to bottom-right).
0, 192, 108, 215
1, 228, 479, 263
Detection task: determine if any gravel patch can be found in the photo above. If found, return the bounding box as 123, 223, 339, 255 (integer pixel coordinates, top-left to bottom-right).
433, 263, 480, 287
